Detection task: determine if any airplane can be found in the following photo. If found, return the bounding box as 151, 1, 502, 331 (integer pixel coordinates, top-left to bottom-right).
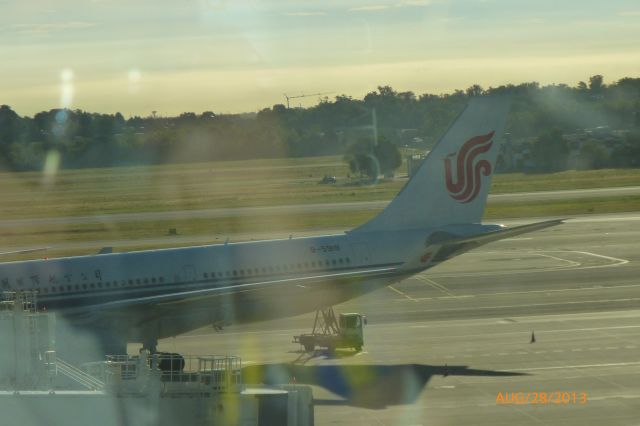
0, 96, 562, 355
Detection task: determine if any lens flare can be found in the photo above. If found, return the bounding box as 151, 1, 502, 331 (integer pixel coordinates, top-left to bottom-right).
60, 68, 74, 108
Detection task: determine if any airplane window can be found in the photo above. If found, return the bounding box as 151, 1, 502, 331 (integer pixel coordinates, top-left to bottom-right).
151, 277, 156, 284
240, 269, 245, 275
232, 270, 237, 276
136, 279, 141, 285
331, 259, 336, 265
128, 280, 133, 286
203, 273, 208, 278
90, 283, 95, 289
346, 258, 351, 264
51, 287, 56, 293
159, 277, 164, 283
217, 272, 223, 278
226, 271, 230, 277
82, 284, 87, 290
143, 278, 148, 284
75, 285, 80, 290
67, 285, 72, 291
106, 282, 111, 287
98, 282, 103, 288
59, 286, 64, 292
325, 260, 330, 266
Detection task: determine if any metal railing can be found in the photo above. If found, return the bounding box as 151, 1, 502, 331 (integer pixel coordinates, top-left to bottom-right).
1, 291, 38, 313
102, 353, 242, 394
56, 357, 105, 391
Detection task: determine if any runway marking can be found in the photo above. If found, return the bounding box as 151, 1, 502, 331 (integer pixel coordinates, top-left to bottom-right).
571, 250, 630, 269
399, 297, 640, 315
436, 295, 474, 300
396, 283, 640, 302
427, 249, 630, 279
498, 237, 533, 241
415, 276, 458, 298
588, 394, 640, 402
513, 361, 640, 372
460, 283, 640, 298
539, 324, 640, 334
388, 285, 418, 301
533, 252, 581, 268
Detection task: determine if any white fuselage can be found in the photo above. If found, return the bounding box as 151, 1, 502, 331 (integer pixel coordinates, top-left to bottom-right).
0, 229, 432, 340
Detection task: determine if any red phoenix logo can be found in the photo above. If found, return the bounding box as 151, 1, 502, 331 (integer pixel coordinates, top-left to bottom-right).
444, 131, 495, 203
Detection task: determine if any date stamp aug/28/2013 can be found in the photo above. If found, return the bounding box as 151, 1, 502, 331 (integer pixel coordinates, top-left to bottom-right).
496, 391, 587, 405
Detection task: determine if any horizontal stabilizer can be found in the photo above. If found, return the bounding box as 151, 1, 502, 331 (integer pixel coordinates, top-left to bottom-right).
452, 219, 564, 246
430, 219, 564, 263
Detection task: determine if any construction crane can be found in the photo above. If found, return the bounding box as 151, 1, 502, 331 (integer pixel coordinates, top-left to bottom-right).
284, 92, 334, 108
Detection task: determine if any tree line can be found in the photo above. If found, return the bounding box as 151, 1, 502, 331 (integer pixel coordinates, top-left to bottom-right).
0, 75, 638, 172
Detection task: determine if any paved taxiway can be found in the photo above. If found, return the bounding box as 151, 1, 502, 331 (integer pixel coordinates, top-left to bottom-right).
147, 212, 640, 425
2, 186, 639, 228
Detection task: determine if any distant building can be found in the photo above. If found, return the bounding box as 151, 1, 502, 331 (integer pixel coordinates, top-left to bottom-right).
407, 153, 427, 177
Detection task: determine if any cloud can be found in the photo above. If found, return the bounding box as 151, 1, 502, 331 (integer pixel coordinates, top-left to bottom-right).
401, 0, 434, 5
9, 22, 96, 37
282, 11, 327, 17
349, 5, 390, 12
348, 1, 436, 12
618, 10, 640, 17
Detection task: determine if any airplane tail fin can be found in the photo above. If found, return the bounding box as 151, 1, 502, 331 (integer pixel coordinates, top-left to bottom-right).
353, 96, 510, 232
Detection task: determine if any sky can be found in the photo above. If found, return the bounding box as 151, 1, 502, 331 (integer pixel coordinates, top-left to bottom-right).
2, 0, 639, 117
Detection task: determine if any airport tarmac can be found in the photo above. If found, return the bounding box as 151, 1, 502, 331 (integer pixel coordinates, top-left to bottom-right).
151, 212, 640, 425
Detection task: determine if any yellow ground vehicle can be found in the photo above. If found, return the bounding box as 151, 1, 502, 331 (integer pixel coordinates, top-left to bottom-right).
294, 308, 366, 353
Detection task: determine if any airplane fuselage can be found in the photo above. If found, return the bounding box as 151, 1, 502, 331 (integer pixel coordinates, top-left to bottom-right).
0, 230, 432, 342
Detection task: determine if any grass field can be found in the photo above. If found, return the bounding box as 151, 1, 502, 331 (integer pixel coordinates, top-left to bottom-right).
1, 156, 639, 219
0, 156, 638, 258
